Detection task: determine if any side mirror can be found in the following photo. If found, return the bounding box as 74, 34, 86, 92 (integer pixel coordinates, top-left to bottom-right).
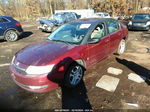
88, 38, 100, 44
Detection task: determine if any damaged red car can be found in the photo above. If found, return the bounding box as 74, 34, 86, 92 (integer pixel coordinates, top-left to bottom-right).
9, 18, 128, 93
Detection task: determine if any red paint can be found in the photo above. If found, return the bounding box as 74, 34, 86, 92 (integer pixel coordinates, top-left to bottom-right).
9, 19, 128, 93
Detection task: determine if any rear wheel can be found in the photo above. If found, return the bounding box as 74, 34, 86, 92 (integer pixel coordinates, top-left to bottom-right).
64, 63, 84, 88
116, 39, 126, 55
5, 30, 18, 42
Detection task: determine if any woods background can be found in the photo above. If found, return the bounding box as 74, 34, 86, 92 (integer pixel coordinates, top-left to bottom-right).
0, 0, 150, 21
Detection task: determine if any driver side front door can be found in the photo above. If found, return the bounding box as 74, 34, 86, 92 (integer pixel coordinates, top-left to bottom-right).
87, 23, 110, 65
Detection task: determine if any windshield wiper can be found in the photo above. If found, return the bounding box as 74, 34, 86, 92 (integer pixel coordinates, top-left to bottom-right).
46, 38, 77, 45
51, 39, 71, 44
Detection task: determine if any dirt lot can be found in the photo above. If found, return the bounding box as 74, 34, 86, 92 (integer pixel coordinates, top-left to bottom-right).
0, 21, 150, 111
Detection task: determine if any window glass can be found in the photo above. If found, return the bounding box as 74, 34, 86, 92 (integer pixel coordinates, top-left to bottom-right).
104, 14, 108, 16
107, 20, 119, 33
50, 13, 65, 24
132, 14, 150, 20
66, 13, 76, 21
48, 23, 90, 44
91, 23, 106, 39
97, 14, 102, 16
0, 18, 8, 22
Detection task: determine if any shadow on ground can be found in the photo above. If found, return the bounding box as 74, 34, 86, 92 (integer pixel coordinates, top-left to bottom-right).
116, 57, 150, 85
0, 40, 5, 43
61, 80, 92, 110
20, 31, 33, 39
0, 96, 14, 109
0, 31, 33, 43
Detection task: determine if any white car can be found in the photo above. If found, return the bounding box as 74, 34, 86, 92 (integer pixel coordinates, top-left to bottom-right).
92, 12, 111, 18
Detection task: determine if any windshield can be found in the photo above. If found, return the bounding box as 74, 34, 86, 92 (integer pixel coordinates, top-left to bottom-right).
48, 23, 91, 44
132, 14, 150, 20
50, 14, 65, 22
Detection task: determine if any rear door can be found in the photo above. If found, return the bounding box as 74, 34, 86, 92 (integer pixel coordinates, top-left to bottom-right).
0, 17, 7, 36
106, 19, 123, 54
87, 22, 110, 65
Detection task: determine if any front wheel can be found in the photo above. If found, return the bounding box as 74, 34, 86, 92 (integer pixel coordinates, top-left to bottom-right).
5, 30, 18, 42
116, 39, 126, 55
64, 63, 84, 88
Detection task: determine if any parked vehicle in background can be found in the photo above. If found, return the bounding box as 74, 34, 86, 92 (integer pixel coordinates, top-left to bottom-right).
92, 12, 111, 18
37, 12, 80, 32
10, 18, 128, 93
0, 16, 23, 42
55, 9, 94, 19
127, 13, 150, 31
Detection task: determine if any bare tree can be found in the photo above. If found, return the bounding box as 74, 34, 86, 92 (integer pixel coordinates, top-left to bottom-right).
0, 0, 149, 20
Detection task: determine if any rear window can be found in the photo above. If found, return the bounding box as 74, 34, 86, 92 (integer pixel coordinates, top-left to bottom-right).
107, 20, 120, 33
0, 17, 8, 22
104, 14, 109, 16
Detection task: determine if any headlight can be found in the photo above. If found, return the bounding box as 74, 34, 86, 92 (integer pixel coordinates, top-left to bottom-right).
11, 56, 15, 64
146, 21, 150, 26
43, 24, 48, 27
26, 64, 54, 75
128, 21, 132, 25
48, 23, 54, 27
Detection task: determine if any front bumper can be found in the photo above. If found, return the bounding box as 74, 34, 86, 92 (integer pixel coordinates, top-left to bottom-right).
128, 25, 149, 30
9, 65, 59, 93
38, 24, 53, 32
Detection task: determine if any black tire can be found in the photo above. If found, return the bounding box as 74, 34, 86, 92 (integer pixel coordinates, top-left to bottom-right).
5, 30, 18, 42
64, 63, 84, 88
116, 39, 126, 55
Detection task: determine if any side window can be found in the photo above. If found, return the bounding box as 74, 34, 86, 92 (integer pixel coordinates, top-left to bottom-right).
0, 18, 8, 23
105, 14, 108, 16
97, 14, 102, 17
67, 13, 76, 21
0, 18, 3, 23
65, 14, 71, 22
91, 23, 106, 39
107, 20, 120, 33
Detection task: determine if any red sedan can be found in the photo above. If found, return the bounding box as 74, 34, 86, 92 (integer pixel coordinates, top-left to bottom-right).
9, 18, 128, 93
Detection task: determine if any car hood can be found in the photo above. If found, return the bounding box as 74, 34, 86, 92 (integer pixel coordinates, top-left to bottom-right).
16, 40, 75, 66
132, 19, 149, 23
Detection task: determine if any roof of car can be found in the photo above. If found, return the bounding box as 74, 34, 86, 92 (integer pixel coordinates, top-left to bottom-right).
55, 12, 75, 15
0, 16, 13, 19
0, 16, 11, 17
134, 13, 150, 15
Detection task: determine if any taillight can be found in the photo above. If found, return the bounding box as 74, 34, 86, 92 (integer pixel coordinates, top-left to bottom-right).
16, 22, 21, 27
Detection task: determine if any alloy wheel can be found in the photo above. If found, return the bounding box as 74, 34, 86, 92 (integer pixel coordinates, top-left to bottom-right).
5, 30, 18, 42
69, 65, 83, 86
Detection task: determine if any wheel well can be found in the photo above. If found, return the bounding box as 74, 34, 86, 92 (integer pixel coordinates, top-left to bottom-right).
75, 59, 86, 69
4, 28, 17, 34
123, 37, 127, 41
